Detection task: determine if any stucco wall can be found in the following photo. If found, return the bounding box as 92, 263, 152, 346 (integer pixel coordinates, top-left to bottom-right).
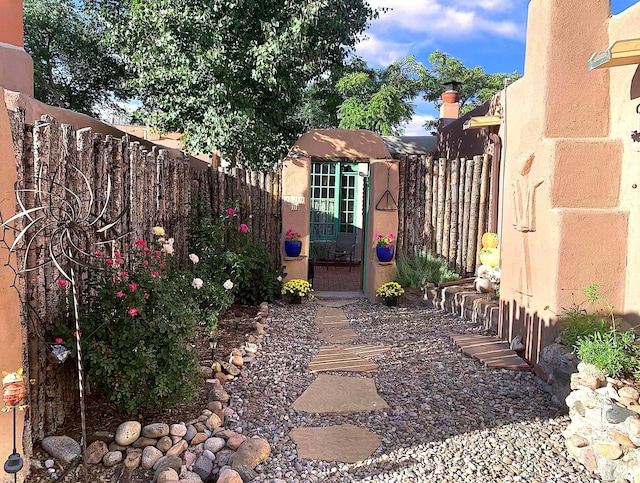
0, 0, 33, 96
498, 0, 630, 364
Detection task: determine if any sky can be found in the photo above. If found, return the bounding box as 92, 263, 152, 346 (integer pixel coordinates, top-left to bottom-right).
354, 0, 639, 135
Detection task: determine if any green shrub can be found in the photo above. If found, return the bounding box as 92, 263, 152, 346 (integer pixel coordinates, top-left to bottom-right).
559, 307, 609, 349
395, 247, 460, 289
575, 329, 640, 378
80, 234, 201, 413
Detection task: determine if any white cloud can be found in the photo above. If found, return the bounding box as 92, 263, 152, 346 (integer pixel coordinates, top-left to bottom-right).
366, 0, 526, 41
402, 114, 436, 136
354, 34, 415, 67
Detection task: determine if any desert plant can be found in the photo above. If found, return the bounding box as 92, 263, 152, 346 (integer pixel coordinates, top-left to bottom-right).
395, 247, 460, 289
559, 307, 609, 349
575, 329, 640, 379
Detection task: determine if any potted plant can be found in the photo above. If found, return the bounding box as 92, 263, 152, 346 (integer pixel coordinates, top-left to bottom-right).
281, 279, 312, 304
374, 232, 395, 262
376, 281, 405, 306
284, 228, 302, 257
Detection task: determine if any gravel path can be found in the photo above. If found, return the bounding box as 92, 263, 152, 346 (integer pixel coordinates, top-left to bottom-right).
224, 299, 600, 483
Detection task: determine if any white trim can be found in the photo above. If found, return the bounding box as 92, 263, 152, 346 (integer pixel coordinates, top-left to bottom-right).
0, 41, 26, 52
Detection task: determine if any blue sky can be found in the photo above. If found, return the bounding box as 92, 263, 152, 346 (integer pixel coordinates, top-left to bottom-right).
354, 0, 639, 135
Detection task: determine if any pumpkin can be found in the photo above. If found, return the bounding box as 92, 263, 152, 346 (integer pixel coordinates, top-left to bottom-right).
479, 247, 500, 267
481, 232, 499, 249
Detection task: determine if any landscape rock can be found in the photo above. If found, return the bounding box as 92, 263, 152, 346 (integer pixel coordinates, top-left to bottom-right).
132, 436, 158, 448
85, 440, 108, 464
192, 455, 213, 480
166, 439, 188, 457
115, 421, 142, 446
217, 468, 243, 483
205, 413, 223, 430
170, 423, 187, 438
41, 435, 82, 464
226, 433, 247, 450
204, 437, 226, 454
184, 424, 198, 442
124, 449, 142, 470
141, 446, 164, 470
102, 451, 123, 467
156, 436, 173, 452
190, 433, 209, 446
156, 467, 180, 483
143, 423, 170, 439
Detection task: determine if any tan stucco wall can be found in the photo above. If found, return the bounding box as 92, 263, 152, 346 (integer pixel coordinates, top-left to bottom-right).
498, 0, 634, 364
0, 0, 33, 96
0, 87, 27, 483
609, 2, 640, 327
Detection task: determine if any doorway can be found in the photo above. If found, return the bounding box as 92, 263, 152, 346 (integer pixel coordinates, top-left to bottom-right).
308, 161, 367, 291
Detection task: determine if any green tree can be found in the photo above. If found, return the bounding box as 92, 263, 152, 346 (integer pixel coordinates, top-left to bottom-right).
336, 56, 424, 136
421, 50, 521, 129
23, 0, 131, 117
100, 0, 377, 169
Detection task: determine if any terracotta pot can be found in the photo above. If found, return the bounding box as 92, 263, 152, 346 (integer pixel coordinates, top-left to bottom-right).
441, 91, 460, 103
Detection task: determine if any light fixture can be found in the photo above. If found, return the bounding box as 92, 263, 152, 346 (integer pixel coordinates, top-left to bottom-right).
588, 38, 640, 70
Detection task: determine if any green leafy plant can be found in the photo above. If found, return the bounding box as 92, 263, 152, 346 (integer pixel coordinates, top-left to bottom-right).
375, 281, 405, 303
561, 282, 640, 379
575, 329, 640, 379
395, 247, 460, 289
80, 231, 202, 413
559, 308, 609, 349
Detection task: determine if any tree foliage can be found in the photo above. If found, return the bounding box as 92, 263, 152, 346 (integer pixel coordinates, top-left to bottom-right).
100, 0, 376, 169
23, 0, 130, 117
421, 50, 521, 129
336, 56, 424, 136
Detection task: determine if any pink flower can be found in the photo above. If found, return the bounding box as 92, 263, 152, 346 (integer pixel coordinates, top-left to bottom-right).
127, 308, 138, 316
118, 258, 125, 265
120, 271, 129, 278
128, 283, 137, 291
154, 250, 162, 258
239, 223, 248, 233
142, 260, 149, 267
55, 337, 63, 344
116, 291, 125, 298
106, 259, 114, 266
226, 207, 235, 216
57, 279, 68, 287
114, 250, 121, 258
143, 247, 151, 254
388, 233, 395, 239
93, 249, 103, 257
73, 331, 81, 338
144, 293, 150, 299
113, 277, 121, 284
151, 271, 159, 277
191, 179, 199, 187
135, 239, 146, 247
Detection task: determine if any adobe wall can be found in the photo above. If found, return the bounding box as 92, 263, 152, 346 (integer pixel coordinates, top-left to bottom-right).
498, 0, 632, 365
0, 0, 33, 96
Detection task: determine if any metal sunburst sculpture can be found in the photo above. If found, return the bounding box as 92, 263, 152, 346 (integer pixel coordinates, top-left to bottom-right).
1, 161, 127, 481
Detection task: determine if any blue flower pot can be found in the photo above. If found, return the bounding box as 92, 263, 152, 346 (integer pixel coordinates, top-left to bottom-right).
376, 245, 394, 262
284, 240, 302, 257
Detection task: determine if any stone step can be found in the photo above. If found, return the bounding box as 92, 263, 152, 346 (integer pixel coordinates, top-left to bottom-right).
450, 333, 530, 371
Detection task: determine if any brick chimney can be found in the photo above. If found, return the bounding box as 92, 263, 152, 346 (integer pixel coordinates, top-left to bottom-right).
439, 88, 460, 121
0, 0, 34, 95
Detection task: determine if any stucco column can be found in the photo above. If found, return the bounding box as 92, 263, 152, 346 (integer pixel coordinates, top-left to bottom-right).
365, 159, 399, 302
280, 156, 310, 282
498, 0, 626, 365
0, 87, 27, 482
0, 0, 34, 95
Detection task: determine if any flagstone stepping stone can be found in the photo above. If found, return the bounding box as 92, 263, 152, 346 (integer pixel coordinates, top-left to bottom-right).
317, 328, 357, 344
307, 346, 378, 373
292, 374, 388, 413
290, 424, 383, 463
450, 333, 530, 370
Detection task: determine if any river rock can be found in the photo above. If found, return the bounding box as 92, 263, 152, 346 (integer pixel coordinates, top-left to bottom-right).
41, 435, 81, 464
170, 423, 187, 438
156, 436, 172, 453
217, 468, 243, 483
115, 421, 142, 446
231, 437, 271, 473
156, 467, 180, 483
141, 446, 163, 470
143, 423, 170, 439
85, 440, 108, 464
204, 437, 226, 454
102, 451, 123, 467
192, 455, 213, 480
206, 413, 223, 430
124, 449, 142, 470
